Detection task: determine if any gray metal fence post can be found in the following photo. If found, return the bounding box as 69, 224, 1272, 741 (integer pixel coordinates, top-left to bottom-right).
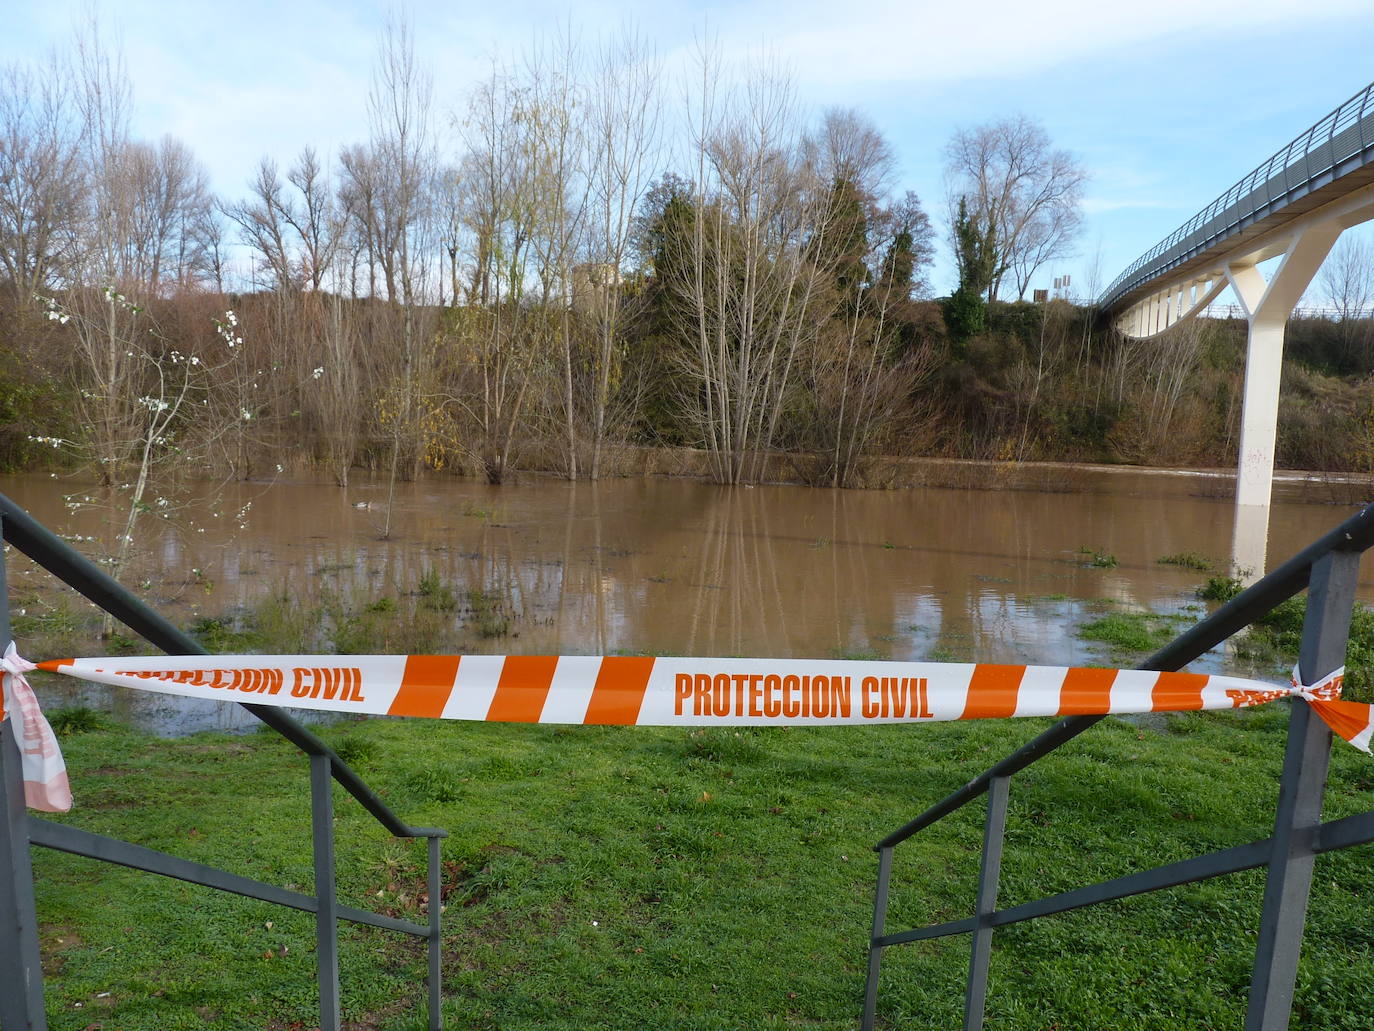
0, 521, 49, 1031
1245, 548, 1360, 1031
860, 845, 894, 1031
311, 753, 341, 1031
427, 834, 443, 1031
0, 721, 46, 1031
964, 774, 1010, 1030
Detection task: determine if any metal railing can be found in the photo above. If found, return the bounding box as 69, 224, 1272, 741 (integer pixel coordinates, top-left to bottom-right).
0, 494, 447, 1031
862, 502, 1374, 1030
1201, 303, 1374, 322
1099, 80, 1374, 313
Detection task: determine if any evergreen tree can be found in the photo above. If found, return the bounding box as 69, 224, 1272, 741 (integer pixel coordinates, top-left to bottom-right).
945, 196, 995, 342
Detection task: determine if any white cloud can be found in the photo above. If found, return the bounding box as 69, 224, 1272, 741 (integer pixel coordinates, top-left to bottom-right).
707, 0, 1370, 87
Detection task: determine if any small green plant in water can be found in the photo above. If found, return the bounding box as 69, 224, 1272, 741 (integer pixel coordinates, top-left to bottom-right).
1079, 612, 1175, 653
418, 569, 458, 612
47, 706, 105, 737
829, 647, 882, 661
1078, 546, 1118, 568
1158, 552, 1212, 572
467, 588, 509, 638
12, 597, 94, 657
190, 616, 259, 653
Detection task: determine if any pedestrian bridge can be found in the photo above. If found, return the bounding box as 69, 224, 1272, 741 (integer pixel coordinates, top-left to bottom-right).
1099, 80, 1374, 509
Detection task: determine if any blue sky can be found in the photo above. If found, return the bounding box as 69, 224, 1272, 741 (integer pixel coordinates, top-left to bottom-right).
6, 0, 1374, 300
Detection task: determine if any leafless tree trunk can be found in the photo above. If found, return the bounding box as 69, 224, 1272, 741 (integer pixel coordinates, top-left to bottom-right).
453, 61, 548, 484
366, 14, 437, 535
582, 30, 661, 479
524, 32, 588, 480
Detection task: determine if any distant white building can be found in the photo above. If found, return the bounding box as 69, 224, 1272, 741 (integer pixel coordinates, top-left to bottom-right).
572, 262, 621, 315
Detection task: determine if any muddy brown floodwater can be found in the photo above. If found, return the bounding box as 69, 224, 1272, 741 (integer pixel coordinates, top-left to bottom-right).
1, 467, 1370, 733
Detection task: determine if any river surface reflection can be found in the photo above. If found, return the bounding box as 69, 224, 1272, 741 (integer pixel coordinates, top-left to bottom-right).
2, 468, 1368, 733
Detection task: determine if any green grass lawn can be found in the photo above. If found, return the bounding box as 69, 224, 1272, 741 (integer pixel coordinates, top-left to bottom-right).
28, 702, 1374, 1030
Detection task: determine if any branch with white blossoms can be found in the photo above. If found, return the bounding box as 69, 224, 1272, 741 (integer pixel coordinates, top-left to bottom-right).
36, 295, 70, 324
212, 310, 245, 350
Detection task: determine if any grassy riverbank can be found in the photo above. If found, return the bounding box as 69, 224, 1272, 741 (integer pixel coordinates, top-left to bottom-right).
30, 702, 1374, 1031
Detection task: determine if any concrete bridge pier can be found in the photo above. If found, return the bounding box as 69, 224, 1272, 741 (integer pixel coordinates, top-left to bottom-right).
1232, 501, 1272, 587
1225, 225, 1342, 512
1224, 226, 1342, 581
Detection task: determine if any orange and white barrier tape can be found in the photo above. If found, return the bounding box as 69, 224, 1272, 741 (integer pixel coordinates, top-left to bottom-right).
2, 644, 72, 812
30, 654, 1374, 752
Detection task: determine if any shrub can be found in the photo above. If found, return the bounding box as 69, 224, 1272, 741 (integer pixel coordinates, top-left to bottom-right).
1197, 575, 1243, 602
47, 706, 106, 737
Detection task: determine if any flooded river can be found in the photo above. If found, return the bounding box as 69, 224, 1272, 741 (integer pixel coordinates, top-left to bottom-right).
1, 466, 1369, 733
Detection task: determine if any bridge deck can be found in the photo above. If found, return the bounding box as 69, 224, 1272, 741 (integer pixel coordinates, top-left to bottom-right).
1099, 83, 1374, 313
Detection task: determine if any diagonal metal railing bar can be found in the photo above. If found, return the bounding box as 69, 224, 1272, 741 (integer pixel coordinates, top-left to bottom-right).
0, 493, 447, 1031
1313, 808, 1374, 853
871, 815, 1372, 950
863, 501, 1374, 1031
874, 503, 1374, 852
27, 819, 434, 938
1098, 78, 1374, 314
0, 494, 441, 840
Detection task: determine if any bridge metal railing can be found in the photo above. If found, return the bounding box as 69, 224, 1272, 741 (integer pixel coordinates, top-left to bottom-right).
1099, 80, 1374, 313
0, 494, 447, 1031
1199, 303, 1374, 321
862, 502, 1374, 1030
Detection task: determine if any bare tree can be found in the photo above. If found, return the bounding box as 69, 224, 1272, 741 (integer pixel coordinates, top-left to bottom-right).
65, 20, 138, 480
663, 50, 837, 484
666, 55, 914, 484
0, 54, 86, 304
798, 114, 937, 485
1319, 231, 1374, 370
448, 60, 550, 485
367, 14, 439, 533
189, 204, 228, 294
944, 115, 1086, 300
118, 135, 212, 293
284, 147, 338, 292
225, 158, 295, 290
1104, 319, 1210, 463
523, 30, 588, 479
581, 29, 662, 479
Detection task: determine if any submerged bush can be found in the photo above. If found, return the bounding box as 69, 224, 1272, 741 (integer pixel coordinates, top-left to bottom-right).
1158, 552, 1212, 572
1197, 575, 1243, 602
1078, 612, 1174, 653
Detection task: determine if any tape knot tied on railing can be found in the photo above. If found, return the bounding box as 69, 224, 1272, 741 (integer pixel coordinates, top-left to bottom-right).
2, 641, 72, 812
1223, 664, 1371, 751
1290, 664, 1372, 752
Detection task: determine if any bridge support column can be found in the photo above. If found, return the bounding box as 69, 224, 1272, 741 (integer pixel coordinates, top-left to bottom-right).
1234, 318, 1286, 509
1226, 226, 1342, 512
